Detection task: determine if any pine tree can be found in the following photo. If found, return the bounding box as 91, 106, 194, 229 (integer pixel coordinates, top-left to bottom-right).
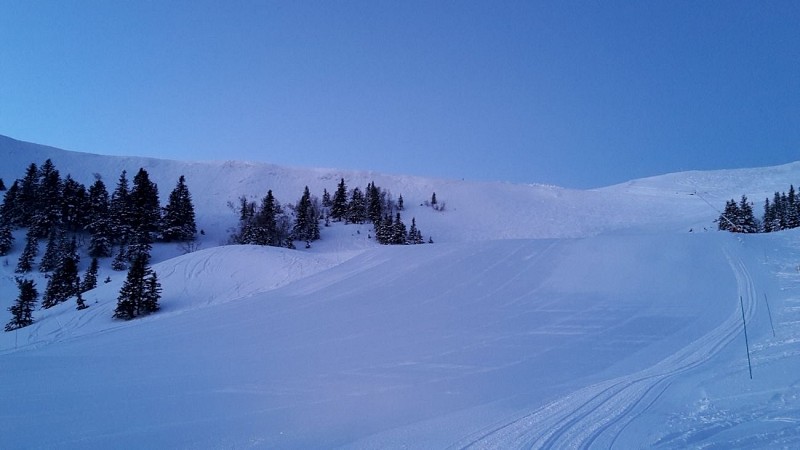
376, 213, 393, 244
60, 175, 87, 232
738, 195, 758, 233
31, 159, 63, 237
397, 194, 404, 211
331, 178, 348, 221
408, 217, 423, 244
161, 175, 197, 242
431, 192, 437, 207
42, 249, 81, 309
292, 186, 320, 242
81, 257, 99, 293
140, 270, 161, 315
39, 228, 65, 272
0, 178, 5, 191
391, 212, 407, 245
130, 168, 161, 240
718, 199, 739, 231
5, 278, 38, 332
762, 198, 774, 233
87, 179, 113, 257
347, 187, 367, 224
0, 223, 13, 256
0, 180, 20, 227
17, 163, 39, 227
322, 188, 332, 208
114, 253, 160, 320
110, 170, 132, 242
254, 189, 286, 246
16, 230, 38, 273
366, 182, 383, 224
773, 192, 785, 231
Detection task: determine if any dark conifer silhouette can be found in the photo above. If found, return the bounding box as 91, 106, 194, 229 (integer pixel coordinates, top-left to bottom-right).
5, 278, 38, 332
161, 175, 196, 242
331, 178, 348, 221
82, 257, 100, 293
114, 253, 160, 320
16, 229, 38, 273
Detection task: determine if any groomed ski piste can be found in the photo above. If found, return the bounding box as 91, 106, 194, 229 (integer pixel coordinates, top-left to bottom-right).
2, 134, 800, 448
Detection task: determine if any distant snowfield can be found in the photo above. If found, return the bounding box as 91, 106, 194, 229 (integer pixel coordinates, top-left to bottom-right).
2, 135, 800, 448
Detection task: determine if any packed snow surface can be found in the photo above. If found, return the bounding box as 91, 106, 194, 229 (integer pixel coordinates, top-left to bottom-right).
2, 135, 800, 448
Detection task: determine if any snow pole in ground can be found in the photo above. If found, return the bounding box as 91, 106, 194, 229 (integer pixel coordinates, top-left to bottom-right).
740, 295, 753, 379
764, 294, 776, 338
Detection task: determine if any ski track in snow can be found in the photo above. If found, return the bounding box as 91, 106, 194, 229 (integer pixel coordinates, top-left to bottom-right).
450, 245, 757, 450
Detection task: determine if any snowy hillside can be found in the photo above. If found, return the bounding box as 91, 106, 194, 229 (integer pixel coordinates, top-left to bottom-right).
2, 135, 800, 448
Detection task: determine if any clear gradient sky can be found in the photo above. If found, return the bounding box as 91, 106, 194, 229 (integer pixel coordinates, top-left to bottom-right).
1, 1, 798, 188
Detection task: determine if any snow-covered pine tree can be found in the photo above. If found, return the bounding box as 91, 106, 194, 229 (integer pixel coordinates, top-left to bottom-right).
717, 199, 739, 231
30, 159, 63, 237
397, 194, 404, 211
140, 270, 161, 315
376, 213, 393, 244
5, 278, 38, 332
408, 217, 424, 244
737, 195, 758, 233
331, 178, 348, 221
391, 212, 407, 245
0, 223, 13, 256
161, 175, 197, 242
82, 257, 99, 293
15, 229, 38, 273
347, 187, 366, 224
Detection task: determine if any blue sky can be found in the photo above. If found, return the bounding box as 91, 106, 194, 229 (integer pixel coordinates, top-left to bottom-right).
1, 1, 798, 188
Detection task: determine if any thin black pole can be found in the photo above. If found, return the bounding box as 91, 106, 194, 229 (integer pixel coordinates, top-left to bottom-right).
740, 296, 753, 379
764, 294, 776, 338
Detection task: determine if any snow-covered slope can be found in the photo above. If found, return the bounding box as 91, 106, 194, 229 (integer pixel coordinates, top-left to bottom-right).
2, 135, 800, 448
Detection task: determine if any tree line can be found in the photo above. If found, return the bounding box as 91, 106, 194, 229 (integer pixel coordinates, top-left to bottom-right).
231, 178, 430, 248
718, 184, 800, 233
2, 159, 194, 330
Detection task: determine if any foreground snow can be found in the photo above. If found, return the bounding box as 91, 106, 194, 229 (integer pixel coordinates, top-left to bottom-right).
3, 230, 800, 448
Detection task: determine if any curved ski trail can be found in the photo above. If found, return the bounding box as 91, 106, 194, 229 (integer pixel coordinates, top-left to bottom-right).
452, 246, 757, 449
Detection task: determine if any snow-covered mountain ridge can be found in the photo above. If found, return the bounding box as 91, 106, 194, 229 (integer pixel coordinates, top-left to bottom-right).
3, 134, 796, 243
3, 134, 800, 448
